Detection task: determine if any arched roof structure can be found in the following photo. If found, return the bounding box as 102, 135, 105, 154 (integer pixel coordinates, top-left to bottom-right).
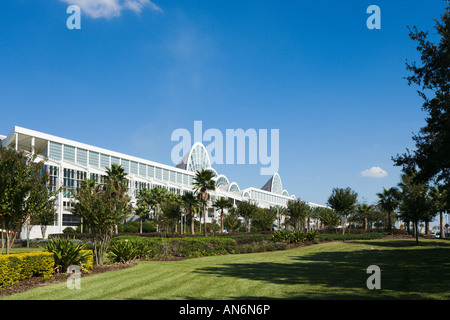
176, 142, 212, 173
261, 172, 283, 194
228, 182, 240, 193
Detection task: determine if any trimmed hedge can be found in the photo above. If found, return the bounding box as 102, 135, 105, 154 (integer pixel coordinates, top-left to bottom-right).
0, 252, 54, 287
111, 235, 288, 259
112, 236, 238, 258
80, 250, 94, 272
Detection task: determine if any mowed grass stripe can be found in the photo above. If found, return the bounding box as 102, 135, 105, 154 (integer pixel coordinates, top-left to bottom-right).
2, 239, 450, 300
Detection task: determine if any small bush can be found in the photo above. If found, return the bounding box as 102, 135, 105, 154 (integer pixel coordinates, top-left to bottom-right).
0, 252, 54, 287
123, 221, 140, 233
63, 227, 77, 233
142, 221, 157, 233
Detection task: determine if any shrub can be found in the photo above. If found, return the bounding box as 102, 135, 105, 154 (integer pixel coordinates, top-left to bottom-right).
236, 241, 287, 254
123, 221, 140, 233
142, 221, 156, 233
44, 237, 92, 273
0, 252, 54, 287
270, 230, 319, 244
109, 240, 151, 263
63, 227, 77, 233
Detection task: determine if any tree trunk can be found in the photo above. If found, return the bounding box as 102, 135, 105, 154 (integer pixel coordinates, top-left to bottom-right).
191, 212, 195, 235
40, 225, 48, 240
440, 211, 445, 239
139, 218, 143, 234
220, 210, 224, 233
364, 215, 368, 230
387, 211, 392, 234
203, 205, 207, 236
415, 221, 419, 245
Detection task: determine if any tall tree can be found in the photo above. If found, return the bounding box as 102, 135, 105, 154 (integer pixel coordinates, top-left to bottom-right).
252, 207, 277, 231
393, 4, 450, 189
376, 187, 400, 233
148, 187, 169, 232
105, 164, 128, 234
397, 172, 435, 245
285, 199, 310, 231
213, 197, 233, 233
318, 207, 340, 232
0, 147, 56, 254
354, 203, 374, 230
236, 200, 259, 233
71, 176, 132, 264
192, 169, 216, 236
135, 188, 152, 234
160, 196, 182, 233
181, 192, 200, 235
429, 185, 448, 239
327, 187, 358, 234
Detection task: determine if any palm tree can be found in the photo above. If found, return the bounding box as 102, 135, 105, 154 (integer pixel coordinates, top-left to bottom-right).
430, 186, 448, 239
213, 197, 233, 233
376, 187, 400, 234
135, 188, 152, 233
105, 164, 129, 234
192, 169, 216, 235
356, 203, 374, 230
105, 164, 127, 189
148, 187, 169, 232
182, 192, 200, 235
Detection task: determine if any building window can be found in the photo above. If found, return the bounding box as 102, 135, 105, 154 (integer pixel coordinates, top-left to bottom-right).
62, 214, 81, 227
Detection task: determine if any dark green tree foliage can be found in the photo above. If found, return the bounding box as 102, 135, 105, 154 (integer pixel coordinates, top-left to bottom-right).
376, 187, 400, 233
192, 169, 216, 235
160, 198, 182, 233
393, 5, 450, 188
327, 187, 358, 234
398, 172, 436, 245
285, 199, 310, 231
318, 207, 340, 231
181, 191, 200, 235
429, 186, 448, 238
0, 147, 57, 254
252, 207, 277, 231
213, 197, 233, 233
71, 166, 132, 265
236, 200, 259, 233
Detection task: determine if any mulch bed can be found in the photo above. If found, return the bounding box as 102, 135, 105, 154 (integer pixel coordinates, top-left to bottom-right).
0, 262, 136, 298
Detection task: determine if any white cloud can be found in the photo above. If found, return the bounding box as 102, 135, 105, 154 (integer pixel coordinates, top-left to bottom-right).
360, 167, 388, 178
61, 0, 162, 19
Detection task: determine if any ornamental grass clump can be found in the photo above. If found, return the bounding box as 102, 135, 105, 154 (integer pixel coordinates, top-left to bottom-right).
44, 237, 92, 273
109, 240, 151, 263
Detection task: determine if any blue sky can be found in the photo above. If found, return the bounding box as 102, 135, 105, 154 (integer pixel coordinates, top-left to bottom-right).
0, 1, 448, 215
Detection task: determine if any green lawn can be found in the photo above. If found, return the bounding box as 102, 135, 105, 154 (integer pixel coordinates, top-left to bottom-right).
2, 238, 450, 300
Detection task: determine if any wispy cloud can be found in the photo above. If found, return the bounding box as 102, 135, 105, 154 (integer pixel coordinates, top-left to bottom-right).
60, 0, 162, 19
360, 166, 388, 178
